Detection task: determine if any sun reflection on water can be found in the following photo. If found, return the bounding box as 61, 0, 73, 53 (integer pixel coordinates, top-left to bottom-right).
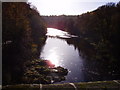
47, 52, 59, 66
46, 28, 68, 37
42, 46, 60, 67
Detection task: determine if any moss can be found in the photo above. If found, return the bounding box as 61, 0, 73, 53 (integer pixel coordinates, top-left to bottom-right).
75, 80, 120, 89
3, 84, 39, 90
43, 83, 74, 89
3, 80, 120, 89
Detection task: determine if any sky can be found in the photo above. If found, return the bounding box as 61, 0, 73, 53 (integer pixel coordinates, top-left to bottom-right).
28, 0, 120, 15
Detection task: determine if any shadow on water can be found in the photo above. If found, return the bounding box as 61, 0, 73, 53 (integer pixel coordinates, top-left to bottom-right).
3, 28, 120, 85
66, 37, 120, 82
40, 28, 120, 83
3, 34, 69, 85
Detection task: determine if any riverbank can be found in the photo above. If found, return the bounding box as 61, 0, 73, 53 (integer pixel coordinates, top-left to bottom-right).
2, 80, 120, 90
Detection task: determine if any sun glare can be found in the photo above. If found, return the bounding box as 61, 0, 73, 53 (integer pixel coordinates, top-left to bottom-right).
29, 0, 120, 15
47, 52, 59, 66
46, 28, 68, 37
45, 0, 68, 8
41, 0, 71, 15
29, 0, 71, 15
44, 47, 60, 66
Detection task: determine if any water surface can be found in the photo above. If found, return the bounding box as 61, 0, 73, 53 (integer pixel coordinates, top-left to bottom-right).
40, 28, 120, 83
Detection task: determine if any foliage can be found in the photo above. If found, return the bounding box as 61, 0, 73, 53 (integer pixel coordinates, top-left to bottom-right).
43, 2, 120, 62
2, 2, 47, 85
23, 59, 68, 84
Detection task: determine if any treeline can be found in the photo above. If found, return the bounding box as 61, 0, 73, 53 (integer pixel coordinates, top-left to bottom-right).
67, 2, 120, 62
42, 15, 78, 31
2, 2, 47, 85
65, 2, 120, 79
43, 2, 120, 61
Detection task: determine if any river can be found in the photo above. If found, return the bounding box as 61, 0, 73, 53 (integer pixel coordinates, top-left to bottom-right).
40, 28, 120, 83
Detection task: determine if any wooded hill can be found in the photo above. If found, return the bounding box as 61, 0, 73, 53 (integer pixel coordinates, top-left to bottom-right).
2, 2, 47, 85
42, 2, 120, 63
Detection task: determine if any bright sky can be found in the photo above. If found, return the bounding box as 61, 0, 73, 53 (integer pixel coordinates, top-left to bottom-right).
28, 0, 119, 15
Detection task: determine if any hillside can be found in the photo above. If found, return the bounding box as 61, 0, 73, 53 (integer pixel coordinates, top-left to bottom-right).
2, 2, 47, 85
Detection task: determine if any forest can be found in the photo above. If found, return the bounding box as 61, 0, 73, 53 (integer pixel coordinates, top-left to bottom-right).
42, 2, 120, 64
2, 1, 120, 85
2, 2, 47, 85
2, 2, 68, 85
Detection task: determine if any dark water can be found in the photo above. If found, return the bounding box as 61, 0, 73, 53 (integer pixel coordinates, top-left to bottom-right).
40, 28, 120, 83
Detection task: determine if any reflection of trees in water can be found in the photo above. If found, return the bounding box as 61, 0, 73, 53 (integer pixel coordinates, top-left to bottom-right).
65, 37, 95, 59
65, 37, 120, 81
23, 60, 68, 84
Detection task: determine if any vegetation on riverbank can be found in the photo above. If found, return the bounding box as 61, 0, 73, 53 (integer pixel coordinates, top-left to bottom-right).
2, 2, 47, 85
69, 2, 120, 63
43, 2, 120, 73
2, 1, 120, 86
23, 59, 68, 84
42, 2, 120, 82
